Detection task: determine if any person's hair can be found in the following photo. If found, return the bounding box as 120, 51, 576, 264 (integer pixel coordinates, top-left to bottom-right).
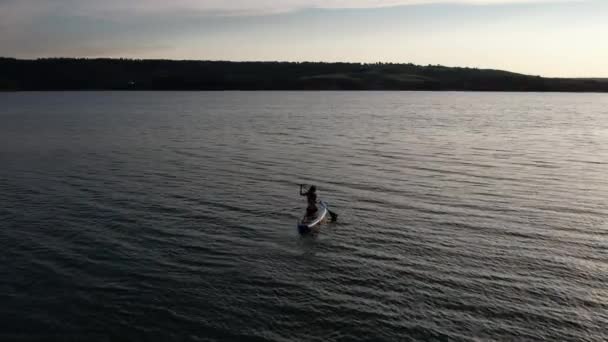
309, 186, 316, 193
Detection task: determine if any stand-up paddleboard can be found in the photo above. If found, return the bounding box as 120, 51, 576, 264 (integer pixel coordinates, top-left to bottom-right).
297, 201, 328, 235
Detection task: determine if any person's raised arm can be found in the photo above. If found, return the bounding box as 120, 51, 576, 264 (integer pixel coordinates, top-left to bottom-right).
299, 184, 306, 196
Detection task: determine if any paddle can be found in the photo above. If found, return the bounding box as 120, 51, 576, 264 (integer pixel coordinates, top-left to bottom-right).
327, 207, 339, 223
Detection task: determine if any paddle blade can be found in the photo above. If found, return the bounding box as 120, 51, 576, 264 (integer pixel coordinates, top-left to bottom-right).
328, 210, 338, 222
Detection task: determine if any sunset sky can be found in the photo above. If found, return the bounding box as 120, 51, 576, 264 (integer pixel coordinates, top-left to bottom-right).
1, 0, 606, 77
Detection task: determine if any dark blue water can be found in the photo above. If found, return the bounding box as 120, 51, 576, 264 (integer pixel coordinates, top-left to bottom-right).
1, 91, 607, 341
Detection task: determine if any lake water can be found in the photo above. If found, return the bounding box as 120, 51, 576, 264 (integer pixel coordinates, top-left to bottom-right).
1, 91, 607, 341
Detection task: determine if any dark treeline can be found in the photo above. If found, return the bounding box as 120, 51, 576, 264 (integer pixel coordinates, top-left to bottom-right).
1, 57, 607, 92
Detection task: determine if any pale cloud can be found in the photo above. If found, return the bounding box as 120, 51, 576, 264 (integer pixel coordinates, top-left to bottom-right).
0, 0, 586, 35
185, 0, 583, 14
0, 0, 585, 19
0, 0, 578, 39
0, 0, 583, 39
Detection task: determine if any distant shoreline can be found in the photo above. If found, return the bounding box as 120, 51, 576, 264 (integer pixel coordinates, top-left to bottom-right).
2, 58, 608, 93
2, 90, 608, 94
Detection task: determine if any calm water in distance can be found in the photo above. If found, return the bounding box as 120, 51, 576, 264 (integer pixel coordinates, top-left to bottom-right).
1, 91, 608, 341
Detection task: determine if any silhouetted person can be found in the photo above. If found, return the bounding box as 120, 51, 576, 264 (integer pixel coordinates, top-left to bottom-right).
300, 185, 318, 218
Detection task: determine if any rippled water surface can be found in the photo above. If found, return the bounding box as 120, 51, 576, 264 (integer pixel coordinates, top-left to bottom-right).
1, 92, 608, 341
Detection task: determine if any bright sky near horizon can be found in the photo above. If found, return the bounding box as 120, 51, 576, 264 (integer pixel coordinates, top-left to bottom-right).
1, 0, 606, 77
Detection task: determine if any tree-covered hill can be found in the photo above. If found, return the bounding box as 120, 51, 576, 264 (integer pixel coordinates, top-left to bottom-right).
1, 58, 607, 92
